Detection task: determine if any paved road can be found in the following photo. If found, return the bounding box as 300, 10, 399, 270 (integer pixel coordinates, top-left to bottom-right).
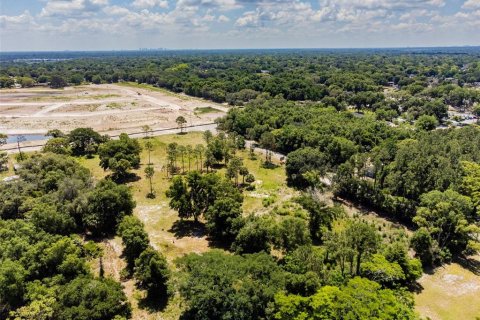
1, 123, 218, 154
2, 123, 289, 166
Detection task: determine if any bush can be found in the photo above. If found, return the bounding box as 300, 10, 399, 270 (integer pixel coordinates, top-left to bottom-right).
57, 276, 131, 320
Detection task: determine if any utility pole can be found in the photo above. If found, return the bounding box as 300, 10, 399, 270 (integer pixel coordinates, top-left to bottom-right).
17, 135, 26, 160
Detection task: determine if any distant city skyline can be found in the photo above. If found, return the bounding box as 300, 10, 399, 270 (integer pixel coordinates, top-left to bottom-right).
1, 0, 479, 51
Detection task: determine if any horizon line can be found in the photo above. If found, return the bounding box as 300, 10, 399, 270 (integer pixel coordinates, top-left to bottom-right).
2, 45, 480, 53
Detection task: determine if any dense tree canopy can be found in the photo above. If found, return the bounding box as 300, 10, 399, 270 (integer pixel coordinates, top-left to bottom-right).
83, 179, 135, 236
273, 277, 416, 320
0, 220, 131, 319
98, 133, 142, 180
177, 250, 286, 320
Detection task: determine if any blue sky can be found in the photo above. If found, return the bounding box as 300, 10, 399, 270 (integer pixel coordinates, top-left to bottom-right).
1, 0, 479, 51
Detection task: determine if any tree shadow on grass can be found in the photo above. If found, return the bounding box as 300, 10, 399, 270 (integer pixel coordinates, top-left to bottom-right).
138, 293, 169, 313
454, 255, 480, 276
84, 232, 115, 242
421, 264, 436, 276
169, 219, 206, 239
409, 281, 424, 294
211, 163, 226, 170
206, 237, 234, 250
261, 162, 279, 169
109, 173, 141, 184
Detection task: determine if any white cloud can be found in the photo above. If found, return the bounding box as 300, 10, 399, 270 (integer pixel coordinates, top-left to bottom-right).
103, 5, 131, 16
323, 0, 445, 10
235, 9, 263, 27
429, 9, 480, 29
235, 1, 319, 27
202, 12, 216, 22
2, 0, 479, 50
91, 0, 109, 5
177, 0, 240, 11
232, 0, 451, 33
0, 11, 36, 31
218, 14, 230, 22
462, 0, 480, 9
40, 0, 109, 17
132, 0, 169, 9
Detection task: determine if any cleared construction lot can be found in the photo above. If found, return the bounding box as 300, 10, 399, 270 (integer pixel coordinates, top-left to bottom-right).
0, 83, 227, 137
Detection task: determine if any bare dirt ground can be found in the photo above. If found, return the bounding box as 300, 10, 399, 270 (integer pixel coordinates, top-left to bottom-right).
0, 83, 227, 137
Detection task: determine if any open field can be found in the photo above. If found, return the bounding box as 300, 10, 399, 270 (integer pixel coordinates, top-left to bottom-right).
0, 83, 227, 137
415, 256, 480, 320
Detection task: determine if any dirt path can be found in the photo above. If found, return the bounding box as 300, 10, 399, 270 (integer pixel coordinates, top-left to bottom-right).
8, 105, 181, 119
33, 102, 66, 116
0, 98, 128, 108
122, 86, 182, 111
245, 140, 287, 162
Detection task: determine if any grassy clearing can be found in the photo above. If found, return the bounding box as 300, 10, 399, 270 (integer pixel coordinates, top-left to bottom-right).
77, 131, 297, 319
415, 257, 480, 320
194, 106, 222, 114
238, 152, 295, 214
79, 132, 293, 249
341, 199, 412, 243
76, 155, 108, 179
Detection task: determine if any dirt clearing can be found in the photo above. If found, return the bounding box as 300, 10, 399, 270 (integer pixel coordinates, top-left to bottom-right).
0, 83, 227, 137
